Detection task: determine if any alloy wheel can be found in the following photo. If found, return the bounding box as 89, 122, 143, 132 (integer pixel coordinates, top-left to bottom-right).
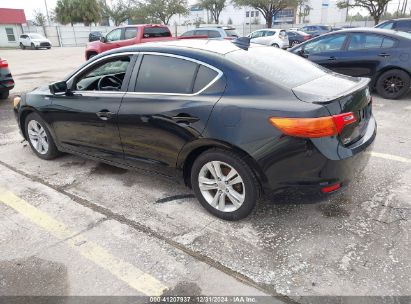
27, 120, 49, 155
383, 75, 404, 94
198, 161, 245, 212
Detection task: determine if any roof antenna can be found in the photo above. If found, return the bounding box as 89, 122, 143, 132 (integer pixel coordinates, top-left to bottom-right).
232, 37, 250, 50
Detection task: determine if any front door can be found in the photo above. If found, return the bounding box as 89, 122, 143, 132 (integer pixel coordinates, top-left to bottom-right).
47, 54, 135, 161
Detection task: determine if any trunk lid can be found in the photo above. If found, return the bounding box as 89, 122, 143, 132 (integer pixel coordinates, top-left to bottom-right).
292, 74, 372, 146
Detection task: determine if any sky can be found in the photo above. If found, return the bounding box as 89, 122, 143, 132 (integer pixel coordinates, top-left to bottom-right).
0, 0, 407, 21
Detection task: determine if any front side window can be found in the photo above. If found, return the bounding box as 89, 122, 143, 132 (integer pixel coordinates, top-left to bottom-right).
6, 28, 16, 42
303, 34, 347, 54
181, 30, 194, 37
75, 56, 130, 91
265, 31, 275, 36
224, 29, 238, 37
124, 27, 138, 40
143, 27, 171, 38
250, 31, 263, 38
195, 30, 209, 37
106, 28, 122, 42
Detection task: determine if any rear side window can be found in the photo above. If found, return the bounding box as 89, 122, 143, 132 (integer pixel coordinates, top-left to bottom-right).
381, 37, 396, 48
208, 30, 221, 38
397, 20, 411, 30
135, 55, 198, 93
195, 30, 208, 36
224, 29, 239, 37
265, 31, 275, 36
143, 27, 171, 38
124, 27, 138, 40
348, 33, 391, 50
193, 65, 218, 92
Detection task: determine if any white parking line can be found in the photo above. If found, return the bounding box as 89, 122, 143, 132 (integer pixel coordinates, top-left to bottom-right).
369, 152, 411, 163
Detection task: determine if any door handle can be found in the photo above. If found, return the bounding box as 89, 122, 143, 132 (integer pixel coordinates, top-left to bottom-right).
378, 53, 390, 57
171, 114, 200, 124
328, 56, 337, 61
96, 110, 113, 121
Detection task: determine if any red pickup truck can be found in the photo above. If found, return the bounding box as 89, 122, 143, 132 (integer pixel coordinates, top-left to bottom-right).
85, 24, 174, 60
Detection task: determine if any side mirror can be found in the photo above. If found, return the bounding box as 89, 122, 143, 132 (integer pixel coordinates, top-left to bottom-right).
100, 36, 106, 43
49, 81, 68, 95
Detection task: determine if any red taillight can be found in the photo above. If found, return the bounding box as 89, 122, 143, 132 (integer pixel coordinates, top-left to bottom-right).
304, 35, 311, 41
0, 58, 8, 68
269, 112, 357, 138
321, 183, 341, 193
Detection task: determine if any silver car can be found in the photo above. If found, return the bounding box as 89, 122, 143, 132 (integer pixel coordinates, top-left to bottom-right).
248, 29, 289, 49
180, 27, 239, 39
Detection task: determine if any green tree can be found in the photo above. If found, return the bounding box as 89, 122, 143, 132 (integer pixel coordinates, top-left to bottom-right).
337, 0, 392, 25
233, 0, 296, 28
143, 0, 189, 25
197, 0, 226, 24
55, 0, 101, 26
33, 10, 47, 26
101, 0, 131, 26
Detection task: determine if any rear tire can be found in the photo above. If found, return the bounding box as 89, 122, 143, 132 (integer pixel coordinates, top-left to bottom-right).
376, 69, 410, 99
19, 43, 25, 49
190, 149, 260, 221
291, 40, 299, 47
271, 43, 280, 48
25, 113, 60, 160
0, 91, 9, 100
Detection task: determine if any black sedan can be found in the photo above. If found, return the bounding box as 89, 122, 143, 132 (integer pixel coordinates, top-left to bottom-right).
290, 28, 411, 99
13, 40, 376, 220
0, 57, 14, 99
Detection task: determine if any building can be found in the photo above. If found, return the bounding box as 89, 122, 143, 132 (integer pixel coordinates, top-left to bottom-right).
0, 8, 26, 47
170, 1, 346, 26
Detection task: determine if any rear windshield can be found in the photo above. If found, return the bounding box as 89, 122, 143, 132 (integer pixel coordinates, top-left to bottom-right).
224, 29, 239, 37
226, 46, 327, 88
143, 27, 171, 38
319, 26, 331, 30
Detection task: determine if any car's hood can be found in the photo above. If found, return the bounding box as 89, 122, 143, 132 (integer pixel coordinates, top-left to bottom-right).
87, 40, 101, 48
292, 73, 370, 103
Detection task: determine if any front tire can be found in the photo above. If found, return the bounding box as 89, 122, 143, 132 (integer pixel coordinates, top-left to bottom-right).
291, 40, 299, 47
376, 69, 410, 99
25, 113, 60, 160
191, 149, 260, 221
19, 43, 25, 49
271, 43, 280, 48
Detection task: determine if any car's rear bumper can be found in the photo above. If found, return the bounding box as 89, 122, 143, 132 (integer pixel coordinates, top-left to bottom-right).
260, 116, 376, 193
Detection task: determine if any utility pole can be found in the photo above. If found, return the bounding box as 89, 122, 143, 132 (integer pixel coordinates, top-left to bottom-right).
44, 0, 51, 25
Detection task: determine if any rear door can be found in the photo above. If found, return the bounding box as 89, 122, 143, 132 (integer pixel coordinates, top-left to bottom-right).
117, 53, 226, 176
48, 54, 135, 161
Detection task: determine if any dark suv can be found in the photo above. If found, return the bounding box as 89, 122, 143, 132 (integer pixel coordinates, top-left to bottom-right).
300, 25, 332, 37
0, 58, 14, 99
376, 18, 411, 32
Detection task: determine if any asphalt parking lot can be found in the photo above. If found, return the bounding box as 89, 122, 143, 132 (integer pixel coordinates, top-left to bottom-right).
0, 47, 410, 301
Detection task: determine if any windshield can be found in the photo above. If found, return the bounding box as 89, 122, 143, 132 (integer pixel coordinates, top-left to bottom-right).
224, 29, 239, 37
226, 46, 327, 88
29, 34, 44, 39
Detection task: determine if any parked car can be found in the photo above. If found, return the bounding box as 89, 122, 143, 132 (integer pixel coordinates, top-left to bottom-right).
85, 24, 174, 60
290, 28, 411, 99
287, 30, 311, 47
14, 39, 376, 220
180, 27, 239, 39
19, 33, 52, 49
0, 58, 14, 99
288, 27, 301, 31
89, 31, 103, 42
375, 18, 411, 33
300, 25, 332, 37
248, 29, 289, 48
